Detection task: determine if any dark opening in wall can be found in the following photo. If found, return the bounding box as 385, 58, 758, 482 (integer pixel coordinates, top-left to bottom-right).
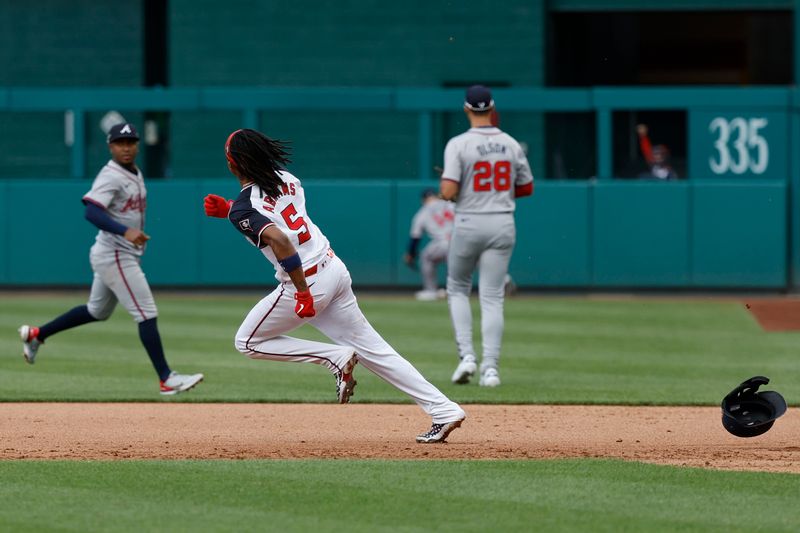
143, 0, 170, 178
613, 110, 686, 180
548, 11, 792, 86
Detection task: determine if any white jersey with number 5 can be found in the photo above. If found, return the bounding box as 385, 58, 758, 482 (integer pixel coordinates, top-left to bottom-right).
442, 126, 533, 214
227, 171, 330, 283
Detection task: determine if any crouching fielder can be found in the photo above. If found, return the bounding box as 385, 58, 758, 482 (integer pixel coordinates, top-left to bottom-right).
204, 128, 465, 443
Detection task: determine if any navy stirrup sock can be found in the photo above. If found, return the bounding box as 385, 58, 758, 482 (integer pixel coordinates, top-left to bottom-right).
138, 318, 172, 381
38, 305, 98, 342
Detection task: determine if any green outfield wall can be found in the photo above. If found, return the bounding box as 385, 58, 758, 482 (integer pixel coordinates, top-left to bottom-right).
1, 1, 797, 289
0, 179, 786, 289
0, 1, 546, 181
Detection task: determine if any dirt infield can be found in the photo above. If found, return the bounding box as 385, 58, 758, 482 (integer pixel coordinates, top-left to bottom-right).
745, 299, 800, 331
1, 403, 798, 473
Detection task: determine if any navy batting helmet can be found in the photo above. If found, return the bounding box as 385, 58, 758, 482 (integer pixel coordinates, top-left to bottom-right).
721, 376, 786, 438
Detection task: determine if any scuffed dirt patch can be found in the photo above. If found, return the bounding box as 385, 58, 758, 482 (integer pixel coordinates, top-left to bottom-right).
1, 403, 799, 473
745, 299, 800, 331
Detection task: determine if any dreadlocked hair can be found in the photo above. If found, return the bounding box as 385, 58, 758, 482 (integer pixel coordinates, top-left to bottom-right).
227, 129, 292, 199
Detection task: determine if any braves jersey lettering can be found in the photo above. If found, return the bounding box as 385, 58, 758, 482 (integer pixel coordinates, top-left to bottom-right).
121, 195, 146, 213
228, 171, 330, 282
410, 199, 454, 243
442, 127, 533, 214
432, 209, 454, 227
82, 160, 147, 256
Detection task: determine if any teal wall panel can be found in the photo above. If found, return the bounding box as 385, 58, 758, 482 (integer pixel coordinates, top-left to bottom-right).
0, 3, 143, 178
0, 182, 7, 282
5, 182, 95, 284
0, 179, 792, 289
593, 182, 690, 286
170, 112, 242, 179
303, 182, 395, 285
168, 0, 545, 182
0, 112, 71, 178
550, 0, 791, 10
170, 110, 422, 180
257, 111, 420, 180
0, 2, 142, 87
141, 182, 202, 285
197, 180, 280, 285
514, 183, 591, 286
691, 182, 787, 287
170, 1, 544, 87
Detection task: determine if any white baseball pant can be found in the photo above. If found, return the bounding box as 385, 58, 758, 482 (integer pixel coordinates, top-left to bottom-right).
234, 254, 465, 424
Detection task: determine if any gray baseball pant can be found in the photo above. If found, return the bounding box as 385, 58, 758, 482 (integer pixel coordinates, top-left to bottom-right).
446, 213, 515, 372
420, 240, 449, 292
88, 246, 158, 323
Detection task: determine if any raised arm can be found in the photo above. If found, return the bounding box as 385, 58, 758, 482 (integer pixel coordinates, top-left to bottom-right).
636, 124, 654, 165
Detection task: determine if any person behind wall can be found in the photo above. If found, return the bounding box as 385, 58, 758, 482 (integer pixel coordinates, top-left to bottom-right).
636, 124, 678, 180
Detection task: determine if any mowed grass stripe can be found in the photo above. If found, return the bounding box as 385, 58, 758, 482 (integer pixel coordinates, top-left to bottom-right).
2, 294, 800, 404
0, 459, 797, 533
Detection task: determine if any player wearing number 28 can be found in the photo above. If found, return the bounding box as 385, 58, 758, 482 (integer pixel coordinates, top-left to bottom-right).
441, 86, 534, 388
203, 129, 465, 443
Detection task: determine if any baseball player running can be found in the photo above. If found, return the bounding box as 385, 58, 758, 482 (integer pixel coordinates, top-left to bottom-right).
440, 86, 534, 387
404, 189, 454, 301
18, 123, 204, 395
203, 128, 465, 443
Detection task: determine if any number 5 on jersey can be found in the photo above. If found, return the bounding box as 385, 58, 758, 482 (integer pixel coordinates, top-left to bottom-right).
474, 161, 511, 191
280, 203, 311, 244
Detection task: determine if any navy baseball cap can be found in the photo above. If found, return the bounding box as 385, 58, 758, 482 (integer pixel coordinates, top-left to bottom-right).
464, 85, 494, 112
107, 123, 139, 143
421, 188, 437, 199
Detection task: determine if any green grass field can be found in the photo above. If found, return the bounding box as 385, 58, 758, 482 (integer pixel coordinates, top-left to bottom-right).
2, 293, 799, 403
2, 292, 799, 532
1, 459, 799, 533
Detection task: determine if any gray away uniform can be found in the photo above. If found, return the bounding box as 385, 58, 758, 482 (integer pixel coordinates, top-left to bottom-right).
82, 160, 157, 322
409, 199, 454, 292
441, 126, 533, 372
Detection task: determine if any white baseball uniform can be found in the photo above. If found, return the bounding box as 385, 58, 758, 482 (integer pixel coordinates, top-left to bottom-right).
82, 160, 157, 323
409, 199, 454, 292
441, 126, 533, 372
227, 172, 464, 424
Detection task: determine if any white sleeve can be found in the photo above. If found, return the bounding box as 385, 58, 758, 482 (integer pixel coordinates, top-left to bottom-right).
441, 139, 462, 183
83, 169, 120, 208
409, 209, 425, 239
513, 143, 534, 186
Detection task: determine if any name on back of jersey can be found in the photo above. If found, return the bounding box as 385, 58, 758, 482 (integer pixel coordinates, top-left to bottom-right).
262, 182, 297, 213
476, 143, 507, 157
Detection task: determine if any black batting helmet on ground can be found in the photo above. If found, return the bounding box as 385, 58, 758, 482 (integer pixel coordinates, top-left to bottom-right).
721, 376, 787, 438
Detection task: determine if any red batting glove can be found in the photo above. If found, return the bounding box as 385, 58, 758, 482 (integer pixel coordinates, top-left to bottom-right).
204, 194, 233, 218
294, 289, 316, 318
